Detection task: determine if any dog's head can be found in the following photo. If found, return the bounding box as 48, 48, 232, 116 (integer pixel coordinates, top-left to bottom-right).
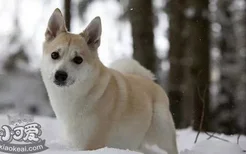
41, 8, 102, 87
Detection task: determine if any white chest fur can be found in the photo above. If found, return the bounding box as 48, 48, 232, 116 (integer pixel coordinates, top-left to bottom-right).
45, 80, 99, 149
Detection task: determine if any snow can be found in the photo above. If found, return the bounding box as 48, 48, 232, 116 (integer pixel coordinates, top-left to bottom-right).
183, 140, 243, 154
0, 115, 244, 154
177, 129, 245, 154
39, 148, 142, 154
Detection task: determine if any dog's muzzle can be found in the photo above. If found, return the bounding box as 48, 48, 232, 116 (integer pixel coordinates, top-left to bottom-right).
54, 70, 68, 86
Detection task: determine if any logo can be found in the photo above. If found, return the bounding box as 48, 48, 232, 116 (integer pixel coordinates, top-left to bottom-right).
0, 113, 48, 153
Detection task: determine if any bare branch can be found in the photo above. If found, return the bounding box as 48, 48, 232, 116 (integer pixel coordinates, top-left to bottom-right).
194, 85, 207, 143
237, 134, 246, 152
205, 132, 230, 142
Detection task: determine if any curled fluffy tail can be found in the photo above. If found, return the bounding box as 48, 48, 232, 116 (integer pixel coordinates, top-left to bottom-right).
109, 58, 156, 80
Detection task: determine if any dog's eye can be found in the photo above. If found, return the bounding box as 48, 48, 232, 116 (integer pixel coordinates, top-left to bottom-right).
51, 52, 59, 60
73, 56, 83, 64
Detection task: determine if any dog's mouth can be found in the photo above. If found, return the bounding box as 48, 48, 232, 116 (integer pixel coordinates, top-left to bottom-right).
53, 79, 75, 87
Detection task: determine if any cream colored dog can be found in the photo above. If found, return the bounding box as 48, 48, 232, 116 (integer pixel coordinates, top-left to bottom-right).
41, 8, 178, 154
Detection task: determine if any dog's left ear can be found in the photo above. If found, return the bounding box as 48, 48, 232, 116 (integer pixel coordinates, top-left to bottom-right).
81, 17, 102, 49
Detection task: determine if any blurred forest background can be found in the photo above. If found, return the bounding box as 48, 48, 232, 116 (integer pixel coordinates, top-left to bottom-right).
0, 0, 245, 136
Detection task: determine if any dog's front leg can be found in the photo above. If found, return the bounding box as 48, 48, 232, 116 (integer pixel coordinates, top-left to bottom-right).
84, 122, 110, 151
84, 134, 106, 150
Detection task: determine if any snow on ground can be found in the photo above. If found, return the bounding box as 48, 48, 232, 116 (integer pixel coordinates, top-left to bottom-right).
177, 129, 245, 154
0, 115, 244, 154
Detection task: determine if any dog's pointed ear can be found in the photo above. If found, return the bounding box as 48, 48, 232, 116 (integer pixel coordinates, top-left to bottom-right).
45, 8, 67, 41
81, 17, 102, 49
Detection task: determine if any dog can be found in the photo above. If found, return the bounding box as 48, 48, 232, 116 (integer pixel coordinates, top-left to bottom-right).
41, 8, 178, 154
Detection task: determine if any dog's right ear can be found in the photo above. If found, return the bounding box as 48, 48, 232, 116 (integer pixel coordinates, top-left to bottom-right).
81, 17, 102, 50
45, 8, 67, 41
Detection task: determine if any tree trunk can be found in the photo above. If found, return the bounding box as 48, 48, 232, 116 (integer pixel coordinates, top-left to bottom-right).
210, 0, 239, 135
167, 0, 192, 128
128, 0, 156, 75
64, 0, 71, 31
233, 0, 246, 134
185, 0, 211, 131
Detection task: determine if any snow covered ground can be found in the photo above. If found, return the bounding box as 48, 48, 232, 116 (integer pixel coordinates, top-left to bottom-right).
0, 115, 244, 154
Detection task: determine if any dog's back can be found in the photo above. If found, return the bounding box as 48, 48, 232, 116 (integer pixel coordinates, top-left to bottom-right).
109, 58, 156, 80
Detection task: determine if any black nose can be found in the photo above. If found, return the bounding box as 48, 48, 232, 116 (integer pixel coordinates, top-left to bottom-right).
55, 70, 68, 82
